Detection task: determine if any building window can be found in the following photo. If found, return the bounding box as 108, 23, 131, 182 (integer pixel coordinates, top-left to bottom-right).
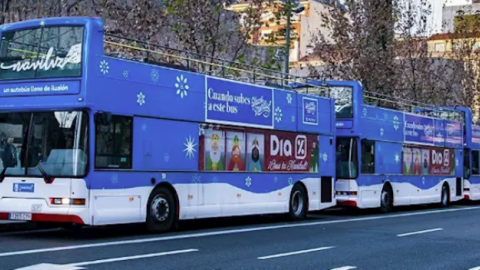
434, 43, 446, 52
95, 115, 133, 169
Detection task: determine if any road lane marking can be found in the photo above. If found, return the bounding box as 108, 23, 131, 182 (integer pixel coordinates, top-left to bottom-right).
15, 249, 199, 269
258, 246, 334, 260
397, 228, 443, 237
72, 248, 199, 266
1, 205, 480, 257
331, 267, 357, 270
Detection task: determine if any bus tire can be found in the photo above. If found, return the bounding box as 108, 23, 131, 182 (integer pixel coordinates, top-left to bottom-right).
440, 183, 449, 208
289, 184, 308, 221
380, 184, 393, 213
145, 186, 177, 233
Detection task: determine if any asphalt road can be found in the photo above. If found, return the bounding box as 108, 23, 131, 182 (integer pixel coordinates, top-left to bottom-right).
1, 204, 480, 270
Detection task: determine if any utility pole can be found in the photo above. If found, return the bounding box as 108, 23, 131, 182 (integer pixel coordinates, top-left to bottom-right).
284, 0, 291, 75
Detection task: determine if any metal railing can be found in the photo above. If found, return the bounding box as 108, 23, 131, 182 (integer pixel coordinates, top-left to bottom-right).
363, 90, 466, 122
103, 33, 329, 97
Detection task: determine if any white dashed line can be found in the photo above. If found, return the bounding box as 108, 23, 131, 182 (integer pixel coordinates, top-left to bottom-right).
257, 246, 335, 260
397, 228, 443, 237
15, 249, 199, 269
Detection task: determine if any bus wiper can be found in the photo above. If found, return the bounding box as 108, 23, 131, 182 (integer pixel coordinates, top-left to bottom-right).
36, 162, 51, 183
0, 167, 7, 183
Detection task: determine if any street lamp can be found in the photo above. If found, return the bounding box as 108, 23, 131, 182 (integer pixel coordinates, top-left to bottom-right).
283, 0, 305, 76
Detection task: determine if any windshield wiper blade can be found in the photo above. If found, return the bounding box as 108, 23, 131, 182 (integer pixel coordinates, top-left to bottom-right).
0, 167, 7, 183
36, 162, 52, 183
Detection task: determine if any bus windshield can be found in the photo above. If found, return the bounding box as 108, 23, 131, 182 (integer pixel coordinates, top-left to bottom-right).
0, 25, 84, 80
0, 111, 88, 178
326, 86, 353, 119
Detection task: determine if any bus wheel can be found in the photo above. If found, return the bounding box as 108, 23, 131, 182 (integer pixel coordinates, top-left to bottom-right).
380, 184, 393, 213
146, 186, 177, 233
289, 184, 308, 221
440, 184, 449, 208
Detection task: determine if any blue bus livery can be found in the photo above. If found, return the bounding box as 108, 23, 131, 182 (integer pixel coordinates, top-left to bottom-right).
0, 17, 337, 232
420, 106, 480, 201
315, 80, 465, 212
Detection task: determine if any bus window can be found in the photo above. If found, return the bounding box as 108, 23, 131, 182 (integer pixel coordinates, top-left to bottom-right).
95, 115, 133, 169
464, 149, 471, 179
336, 137, 358, 179
472, 150, 479, 175
361, 139, 375, 174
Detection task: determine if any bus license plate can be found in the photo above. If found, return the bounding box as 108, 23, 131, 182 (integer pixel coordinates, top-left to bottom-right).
9, 213, 32, 221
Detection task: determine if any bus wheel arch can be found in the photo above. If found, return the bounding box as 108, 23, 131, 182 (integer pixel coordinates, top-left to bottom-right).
145, 182, 179, 233
380, 182, 394, 213
440, 182, 450, 207
288, 182, 309, 221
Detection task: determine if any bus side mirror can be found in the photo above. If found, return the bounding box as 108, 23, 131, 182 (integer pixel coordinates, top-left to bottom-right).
95, 111, 112, 126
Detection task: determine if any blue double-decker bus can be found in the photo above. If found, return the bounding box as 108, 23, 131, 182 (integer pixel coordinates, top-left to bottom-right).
424, 106, 480, 201
316, 80, 465, 212
0, 17, 337, 232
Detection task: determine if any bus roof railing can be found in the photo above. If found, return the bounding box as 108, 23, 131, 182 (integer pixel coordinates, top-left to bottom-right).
103, 32, 329, 97
363, 90, 466, 123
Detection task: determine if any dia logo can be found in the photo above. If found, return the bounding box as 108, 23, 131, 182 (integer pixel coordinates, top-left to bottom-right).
270, 134, 307, 159
295, 135, 307, 159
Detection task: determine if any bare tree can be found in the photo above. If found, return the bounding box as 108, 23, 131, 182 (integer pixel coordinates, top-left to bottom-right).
305, 0, 466, 109
444, 7, 480, 120
0, 0, 279, 74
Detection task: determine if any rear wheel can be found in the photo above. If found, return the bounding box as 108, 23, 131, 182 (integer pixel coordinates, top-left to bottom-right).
289, 184, 308, 221
146, 186, 177, 233
440, 184, 449, 207
380, 184, 393, 213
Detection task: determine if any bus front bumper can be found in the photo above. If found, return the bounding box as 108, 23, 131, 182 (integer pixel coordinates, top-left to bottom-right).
0, 198, 88, 225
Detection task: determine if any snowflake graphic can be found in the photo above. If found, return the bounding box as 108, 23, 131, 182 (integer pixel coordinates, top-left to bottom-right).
151, 69, 159, 83
422, 177, 425, 185
100, 60, 109, 74
322, 152, 328, 162
362, 107, 367, 116
183, 136, 197, 159
274, 107, 283, 123
162, 173, 167, 179
456, 158, 459, 167
380, 127, 385, 136
40, 20, 45, 26
111, 174, 119, 184
123, 70, 129, 78
142, 123, 147, 131
288, 177, 293, 185
394, 153, 400, 163
198, 125, 205, 136
164, 153, 170, 162
175, 74, 190, 98
137, 92, 146, 106
393, 115, 400, 130
286, 93, 293, 104
274, 177, 278, 183
192, 174, 201, 183
211, 176, 219, 183
245, 176, 252, 187
291, 115, 295, 122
